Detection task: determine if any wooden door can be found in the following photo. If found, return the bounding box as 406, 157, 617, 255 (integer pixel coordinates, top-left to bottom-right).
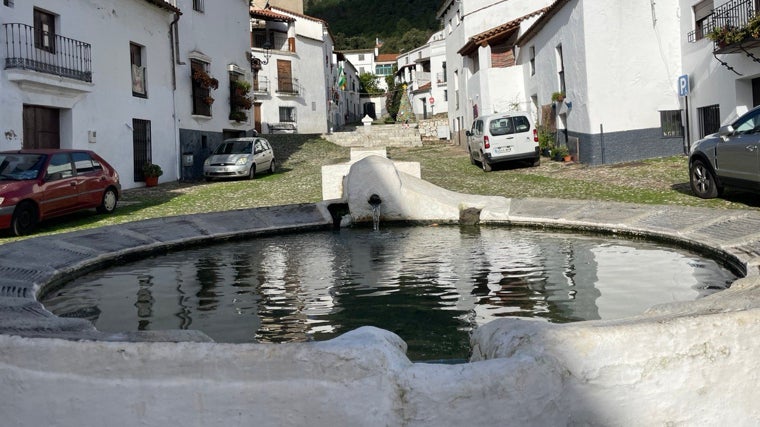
277, 59, 292, 93
23, 105, 60, 149
254, 103, 262, 134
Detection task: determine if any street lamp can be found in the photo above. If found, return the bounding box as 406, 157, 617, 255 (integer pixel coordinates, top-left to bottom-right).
249, 41, 272, 70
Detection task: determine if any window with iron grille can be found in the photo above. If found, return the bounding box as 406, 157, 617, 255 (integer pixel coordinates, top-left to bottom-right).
698, 105, 721, 138
131, 43, 147, 98
660, 110, 683, 138
132, 119, 152, 182
193, 0, 204, 12
279, 107, 296, 122
33, 8, 56, 53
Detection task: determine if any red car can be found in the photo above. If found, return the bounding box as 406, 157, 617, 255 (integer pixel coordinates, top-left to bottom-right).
0, 149, 121, 236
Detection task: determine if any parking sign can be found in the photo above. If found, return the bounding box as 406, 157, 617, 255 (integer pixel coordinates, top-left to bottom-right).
678, 75, 689, 97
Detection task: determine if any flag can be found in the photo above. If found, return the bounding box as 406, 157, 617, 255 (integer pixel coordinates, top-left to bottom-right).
338, 65, 346, 90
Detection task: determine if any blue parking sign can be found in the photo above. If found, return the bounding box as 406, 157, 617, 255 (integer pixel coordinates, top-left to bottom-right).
678, 75, 689, 97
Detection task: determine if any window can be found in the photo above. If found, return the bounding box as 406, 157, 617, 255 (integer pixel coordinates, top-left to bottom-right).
529, 46, 536, 76
193, 0, 204, 12
46, 153, 73, 180
73, 152, 101, 174
132, 119, 152, 181
660, 110, 684, 138
358, 54, 365, 61
556, 45, 565, 95
34, 9, 56, 53
131, 43, 146, 97
3, 0, 14, 7
375, 64, 393, 76
693, 0, 714, 40
191, 59, 212, 117
733, 108, 760, 134
698, 105, 721, 138
279, 107, 296, 123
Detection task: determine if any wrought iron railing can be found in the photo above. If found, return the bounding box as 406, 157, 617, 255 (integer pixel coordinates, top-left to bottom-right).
253, 76, 269, 94
687, 0, 757, 43
276, 77, 300, 95
3, 23, 92, 82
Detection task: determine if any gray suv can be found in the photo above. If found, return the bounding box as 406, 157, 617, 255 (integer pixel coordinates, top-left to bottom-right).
689, 105, 760, 198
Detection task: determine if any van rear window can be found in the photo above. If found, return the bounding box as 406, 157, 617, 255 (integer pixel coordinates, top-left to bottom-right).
489, 116, 531, 136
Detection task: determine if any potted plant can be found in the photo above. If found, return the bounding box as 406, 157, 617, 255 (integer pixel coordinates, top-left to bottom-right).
143, 162, 163, 187
553, 144, 571, 162
551, 91, 565, 103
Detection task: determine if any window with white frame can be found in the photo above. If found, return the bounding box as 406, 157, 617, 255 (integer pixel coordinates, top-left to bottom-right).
375, 64, 393, 76
529, 46, 536, 76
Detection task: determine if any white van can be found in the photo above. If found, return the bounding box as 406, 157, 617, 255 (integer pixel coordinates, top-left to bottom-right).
465, 112, 540, 171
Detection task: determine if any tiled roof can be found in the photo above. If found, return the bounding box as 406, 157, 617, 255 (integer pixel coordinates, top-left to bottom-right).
412, 82, 432, 93
376, 53, 399, 63
250, 7, 296, 22
457, 6, 552, 55
270, 6, 327, 24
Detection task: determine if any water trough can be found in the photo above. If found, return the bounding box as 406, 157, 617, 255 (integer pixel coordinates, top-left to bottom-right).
0, 155, 759, 425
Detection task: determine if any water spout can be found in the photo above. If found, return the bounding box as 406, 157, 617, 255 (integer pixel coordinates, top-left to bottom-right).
368, 194, 382, 231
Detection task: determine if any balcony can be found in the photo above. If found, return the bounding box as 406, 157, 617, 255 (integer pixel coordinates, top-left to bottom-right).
3, 23, 92, 82
687, 0, 760, 54
276, 77, 300, 96
252, 76, 269, 95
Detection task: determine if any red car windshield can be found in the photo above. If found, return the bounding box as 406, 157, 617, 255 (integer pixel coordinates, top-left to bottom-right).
0, 154, 45, 180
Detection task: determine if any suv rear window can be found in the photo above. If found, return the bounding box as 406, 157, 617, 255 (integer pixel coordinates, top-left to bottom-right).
489, 116, 531, 136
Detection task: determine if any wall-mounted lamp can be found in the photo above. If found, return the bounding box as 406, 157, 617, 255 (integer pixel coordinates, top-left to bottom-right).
248, 41, 272, 70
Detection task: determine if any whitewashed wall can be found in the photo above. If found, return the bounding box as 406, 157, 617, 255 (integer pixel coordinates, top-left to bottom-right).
522, 0, 683, 134
0, 0, 177, 188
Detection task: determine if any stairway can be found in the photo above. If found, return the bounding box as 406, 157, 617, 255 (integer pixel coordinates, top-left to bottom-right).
322, 124, 422, 147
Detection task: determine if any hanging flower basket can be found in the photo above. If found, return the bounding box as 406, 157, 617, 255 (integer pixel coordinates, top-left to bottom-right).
203, 96, 215, 106
192, 68, 219, 90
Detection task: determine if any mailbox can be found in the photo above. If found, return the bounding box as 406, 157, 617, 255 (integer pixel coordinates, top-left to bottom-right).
182, 153, 194, 167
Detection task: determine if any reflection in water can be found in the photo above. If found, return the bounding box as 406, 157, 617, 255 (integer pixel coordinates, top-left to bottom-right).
42, 226, 736, 361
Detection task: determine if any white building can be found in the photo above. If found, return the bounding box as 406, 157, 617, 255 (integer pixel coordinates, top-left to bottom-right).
436, 0, 554, 145
517, 0, 684, 164
1, 0, 180, 188
438, 0, 686, 165
342, 47, 396, 119
396, 30, 448, 120
680, 0, 760, 151
176, 0, 254, 181
250, 5, 346, 134
1, 0, 255, 187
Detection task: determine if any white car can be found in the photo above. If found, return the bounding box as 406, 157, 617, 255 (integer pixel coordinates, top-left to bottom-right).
466, 112, 540, 171
203, 137, 276, 181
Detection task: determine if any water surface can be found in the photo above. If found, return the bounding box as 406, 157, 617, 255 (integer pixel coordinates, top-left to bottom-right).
42, 226, 736, 361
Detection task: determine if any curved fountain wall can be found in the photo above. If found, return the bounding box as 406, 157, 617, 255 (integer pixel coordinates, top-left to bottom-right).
1, 155, 759, 426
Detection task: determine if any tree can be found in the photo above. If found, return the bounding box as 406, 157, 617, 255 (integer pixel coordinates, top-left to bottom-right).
359, 72, 383, 96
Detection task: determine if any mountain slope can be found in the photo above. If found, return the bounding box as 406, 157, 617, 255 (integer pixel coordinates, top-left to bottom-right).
305, 0, 442, 52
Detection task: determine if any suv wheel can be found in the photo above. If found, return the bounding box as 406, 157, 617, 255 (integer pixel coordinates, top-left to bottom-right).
690, 159, 720, 199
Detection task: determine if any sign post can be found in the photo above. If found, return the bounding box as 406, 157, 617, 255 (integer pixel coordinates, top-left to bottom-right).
678, 75, 691, 154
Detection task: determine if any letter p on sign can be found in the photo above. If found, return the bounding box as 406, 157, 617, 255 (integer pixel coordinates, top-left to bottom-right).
678, 75, 689, 97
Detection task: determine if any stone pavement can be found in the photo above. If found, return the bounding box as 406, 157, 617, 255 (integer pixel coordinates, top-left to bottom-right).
0, 197, 758, 341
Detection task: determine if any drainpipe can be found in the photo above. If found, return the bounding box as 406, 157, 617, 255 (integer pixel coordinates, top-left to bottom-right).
169, 11, 183, 182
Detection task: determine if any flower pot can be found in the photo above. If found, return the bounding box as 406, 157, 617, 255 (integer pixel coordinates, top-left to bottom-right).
145, 176, 159, 187
563, 155, 572, 162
